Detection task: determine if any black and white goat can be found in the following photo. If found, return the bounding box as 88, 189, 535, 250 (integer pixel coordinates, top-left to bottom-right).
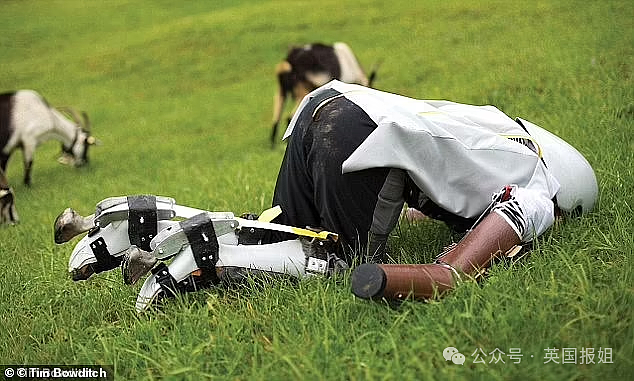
0, 168, 18, 225
0, 90, 97, 186
271, 42, 378, 145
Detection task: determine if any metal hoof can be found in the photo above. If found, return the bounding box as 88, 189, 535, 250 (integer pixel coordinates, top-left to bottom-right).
54, 208, 94, 244
121, 246, 158, 285
71, 263, 96, 281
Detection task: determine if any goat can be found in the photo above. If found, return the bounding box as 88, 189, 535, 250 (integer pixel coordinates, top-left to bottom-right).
271, 42, 378, 145
0, 167, 18, 225
0, 90, 97, 186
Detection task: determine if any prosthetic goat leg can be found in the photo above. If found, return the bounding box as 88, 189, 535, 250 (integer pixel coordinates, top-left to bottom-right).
351, 212, 521, 301
57, 195, 187, 281
134, 211, 347, 311
54, 194, 345, 311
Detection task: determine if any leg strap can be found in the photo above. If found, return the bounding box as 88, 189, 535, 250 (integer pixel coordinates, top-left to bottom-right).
95, 194, 177, 227
90, 237, 121, 273
152, 262, 180, 298
180, 213, 221, 285
127, 195, 159, 251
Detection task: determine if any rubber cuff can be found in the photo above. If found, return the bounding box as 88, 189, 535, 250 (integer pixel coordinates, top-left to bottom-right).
351, 263, 387, 299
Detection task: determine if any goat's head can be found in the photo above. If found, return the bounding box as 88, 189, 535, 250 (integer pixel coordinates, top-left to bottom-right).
58, 108, 99, 167
0, 186, 19, 225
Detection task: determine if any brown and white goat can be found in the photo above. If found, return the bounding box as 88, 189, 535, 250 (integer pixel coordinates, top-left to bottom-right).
0, 168, 18, 225
270, 42, 378, 145
0, 90, 97, 186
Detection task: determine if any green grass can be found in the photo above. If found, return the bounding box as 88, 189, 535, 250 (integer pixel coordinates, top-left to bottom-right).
0, 0, 632, 380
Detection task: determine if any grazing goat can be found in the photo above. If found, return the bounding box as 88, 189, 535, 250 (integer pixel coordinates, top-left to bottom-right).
0, 168, 18, 225
271, 42, 378, 145
0, 90, 97, 186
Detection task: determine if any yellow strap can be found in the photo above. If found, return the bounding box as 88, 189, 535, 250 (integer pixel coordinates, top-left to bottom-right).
258, 205, 282, 222
256, 205, 338, 241
291, 227, 338, 241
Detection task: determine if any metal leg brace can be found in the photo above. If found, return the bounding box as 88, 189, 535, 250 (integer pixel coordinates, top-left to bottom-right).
57, 194, 346, 311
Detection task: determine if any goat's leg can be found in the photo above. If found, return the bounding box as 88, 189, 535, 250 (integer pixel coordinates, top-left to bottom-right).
271, 90, 286, 146
0, 154, 9, 172
23, 159, 33, 186
272, 60, 293, 147
23, 154, 33, 186
270, 120, 279, 147
20, 141, 36, 186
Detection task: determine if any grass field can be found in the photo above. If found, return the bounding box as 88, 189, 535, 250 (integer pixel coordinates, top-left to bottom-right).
0, 1, 632, 380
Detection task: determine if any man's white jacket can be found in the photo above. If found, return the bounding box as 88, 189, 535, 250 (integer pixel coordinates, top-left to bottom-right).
284, 80, 560, 241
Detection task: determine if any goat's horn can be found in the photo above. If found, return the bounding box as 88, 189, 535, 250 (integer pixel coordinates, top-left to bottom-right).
57, 107, 84, 127
81, 111, 91, 131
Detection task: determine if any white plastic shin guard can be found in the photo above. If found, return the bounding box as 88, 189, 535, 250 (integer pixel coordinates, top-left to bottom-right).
135, 239, 309, 311
68, 219, 180, 281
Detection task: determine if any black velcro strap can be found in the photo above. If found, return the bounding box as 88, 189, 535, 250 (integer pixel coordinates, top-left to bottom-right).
127, 195, 158, 251
151, 262, 179, 298
90, 237, 121, 273
180, 213, 220, 284
151, 262, 216, 299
